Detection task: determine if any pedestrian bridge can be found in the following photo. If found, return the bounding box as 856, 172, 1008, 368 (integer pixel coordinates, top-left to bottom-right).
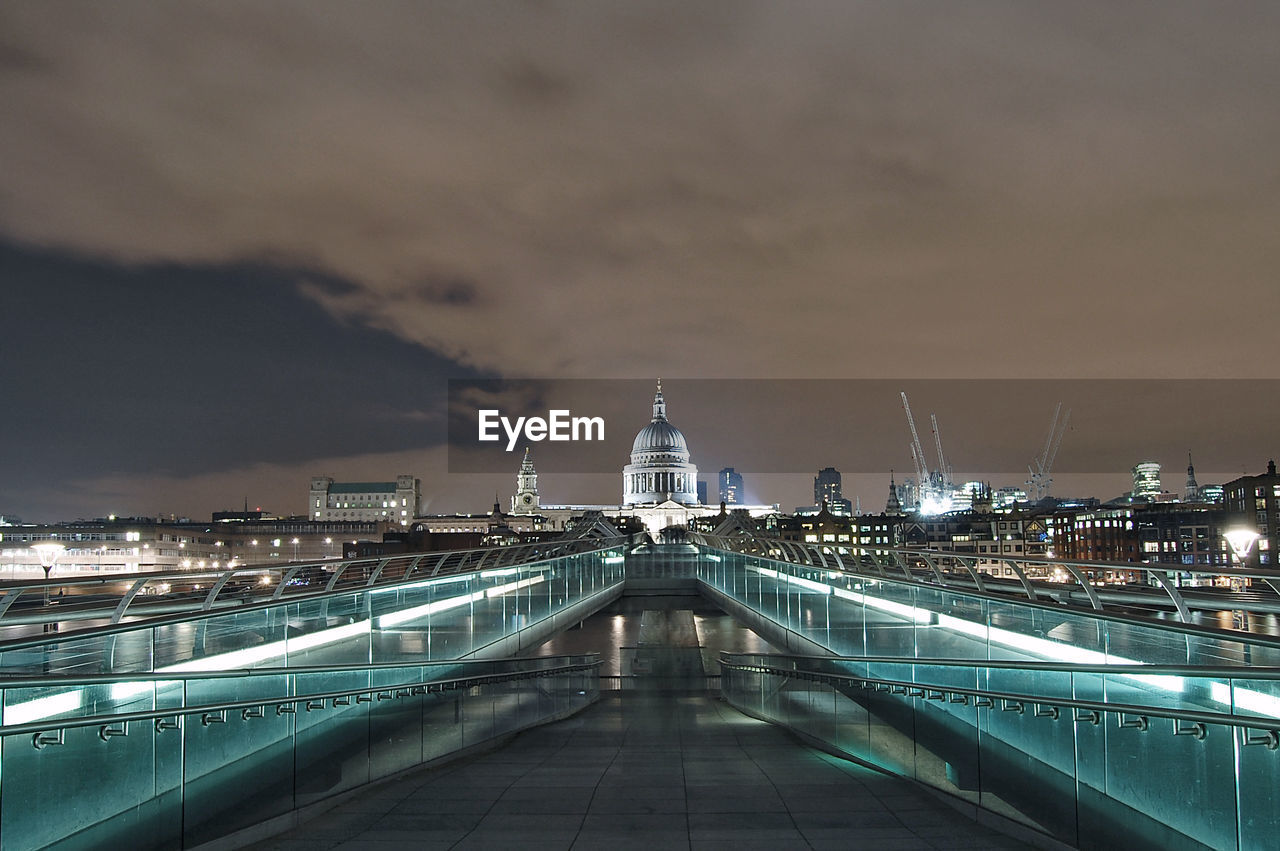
2, 533, 1278, 849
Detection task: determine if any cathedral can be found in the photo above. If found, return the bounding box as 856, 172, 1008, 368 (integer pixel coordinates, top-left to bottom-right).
509, 380, 776, 539
622, 380, 699, 505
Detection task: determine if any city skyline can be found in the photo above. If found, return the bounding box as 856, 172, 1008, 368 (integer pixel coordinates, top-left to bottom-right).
4, 3, 1279, 522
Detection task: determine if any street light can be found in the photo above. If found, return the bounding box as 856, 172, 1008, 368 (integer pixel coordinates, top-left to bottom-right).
30, 542, 65, 633
291, 538, 300, 562
1225, 527, 1261, 594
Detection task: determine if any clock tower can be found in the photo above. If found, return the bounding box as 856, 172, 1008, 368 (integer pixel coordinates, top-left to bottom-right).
511, 447, 540, 514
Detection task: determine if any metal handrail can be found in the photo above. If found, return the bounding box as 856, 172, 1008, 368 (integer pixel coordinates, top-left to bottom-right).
0, 656, 604, 740
695, 531, 1280, 582
719, 656, 1280, 736
691, 531, 1280, 626
0, 652, 602, 689
717, 652, 1280, 679
0, 535, 633, 627
0, 537, 630, 651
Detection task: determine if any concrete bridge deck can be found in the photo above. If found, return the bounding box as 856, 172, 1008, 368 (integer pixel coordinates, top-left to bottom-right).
254, 690, 1029, 850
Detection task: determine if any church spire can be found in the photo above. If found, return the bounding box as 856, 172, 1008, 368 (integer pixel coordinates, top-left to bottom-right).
886, 469, 902, 515
1185, 451, 1200, 502
652, 378, 667, 421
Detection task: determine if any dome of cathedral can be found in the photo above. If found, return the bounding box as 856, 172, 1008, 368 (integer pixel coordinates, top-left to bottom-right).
631, 418, 689, 455
623, 380, 700, 506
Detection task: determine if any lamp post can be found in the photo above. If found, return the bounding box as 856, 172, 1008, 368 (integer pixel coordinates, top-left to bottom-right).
1225, 527, 1261, 594
291, 538, 300, 562
30, 542, 66, 633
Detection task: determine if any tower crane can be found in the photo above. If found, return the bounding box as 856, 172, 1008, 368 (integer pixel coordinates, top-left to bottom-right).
1027, 403, 1071, 501
930, 413, 953, 488
902, 393, 930, 488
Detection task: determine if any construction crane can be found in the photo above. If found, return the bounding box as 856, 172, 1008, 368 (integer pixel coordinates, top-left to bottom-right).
901, 393, 930, 489
1027, 403, 1071, 501
930, 413, 953, 488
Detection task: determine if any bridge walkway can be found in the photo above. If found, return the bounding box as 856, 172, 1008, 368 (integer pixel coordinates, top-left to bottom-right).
254, 691, 1027, 851
254, 599, 1030, 851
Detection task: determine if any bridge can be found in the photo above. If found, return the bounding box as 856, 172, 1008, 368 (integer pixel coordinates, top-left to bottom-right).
1, 532, 1277, 849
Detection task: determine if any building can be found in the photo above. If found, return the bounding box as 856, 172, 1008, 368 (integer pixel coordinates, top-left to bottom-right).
496, 381, 776, 539
1184, 453, 1200, 502
511, 448, 539, 514
310, 476, 420, 526
813, 467, 852, 515
1223, 460, 1280, 567
622, 381, 699, 505
719, 467, 744, 505
1134, 503, 1233, 579
1197, 484, 1225, 504
0, 515, 386, 578
1131, 462, 1163, 500
993, 487, 1029, 510
1051, 507, 1142, 569
885, 473, 903, 515
769, 506, 903, 553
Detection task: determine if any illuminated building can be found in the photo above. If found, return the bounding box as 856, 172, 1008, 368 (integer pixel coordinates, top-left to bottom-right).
813, 467, 852, 515
309, 476, 419, 526
994, 487, 1028, 510
0, 516, 382, 577
1131, 462, 1163, 500
622, 381, 699, 506
511, 448, 540, 514
719, 467, 744, 505
1223, 460, 1280, 567
1052, 507, 1142, 569
1134, 504, 1233, 577
491, 382, 777, 540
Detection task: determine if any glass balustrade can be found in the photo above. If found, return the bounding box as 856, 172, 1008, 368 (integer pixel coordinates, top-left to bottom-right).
722, 653, 1280, 851
0, 655, 600, 850
0, 547, 626, 676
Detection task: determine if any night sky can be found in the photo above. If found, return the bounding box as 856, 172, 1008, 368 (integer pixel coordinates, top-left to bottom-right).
3, 2, 1278, 522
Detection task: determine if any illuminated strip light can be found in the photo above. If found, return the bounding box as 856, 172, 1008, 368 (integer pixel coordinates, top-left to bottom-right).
486, 575, 545, 598
603, 556, 625, 564
748, 564, 836, 597
163, 619, 373, 672
367, 574, 476, 595
833, 587, 932, 624
7, 575, 558, 725
378, 575, 547, 628
4, 690, 84, 726
751, 564, 1180, 688
1210, 681, 1280, 720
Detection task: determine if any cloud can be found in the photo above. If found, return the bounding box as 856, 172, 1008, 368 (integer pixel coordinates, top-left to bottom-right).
0, 239, 485, 521
1, 2, 1277, 383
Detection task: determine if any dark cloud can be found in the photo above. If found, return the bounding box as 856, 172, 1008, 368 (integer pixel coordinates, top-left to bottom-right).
411, 274, 478, 306
0, 240, 485, 517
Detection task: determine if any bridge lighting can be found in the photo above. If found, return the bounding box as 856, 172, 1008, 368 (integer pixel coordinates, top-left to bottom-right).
30, 542, 66, 631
